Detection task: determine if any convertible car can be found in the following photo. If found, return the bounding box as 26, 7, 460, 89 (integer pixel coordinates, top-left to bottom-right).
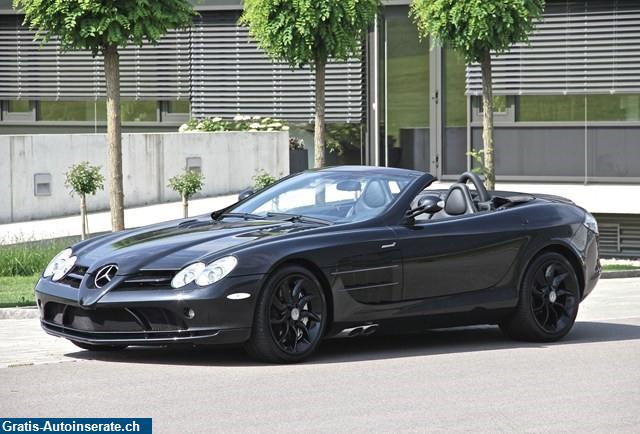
35, 166, 600, 363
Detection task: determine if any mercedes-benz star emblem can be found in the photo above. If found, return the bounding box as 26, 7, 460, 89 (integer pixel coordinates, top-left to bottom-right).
94, 264, 118, 288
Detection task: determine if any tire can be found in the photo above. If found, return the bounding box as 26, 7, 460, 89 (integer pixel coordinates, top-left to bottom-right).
500, 252, 581, 342
245, 265, 327, 363
71, 341, 128, 352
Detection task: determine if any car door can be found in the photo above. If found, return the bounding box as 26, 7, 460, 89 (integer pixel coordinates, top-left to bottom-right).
393, 211, 527, 301
327, 226, 403, 304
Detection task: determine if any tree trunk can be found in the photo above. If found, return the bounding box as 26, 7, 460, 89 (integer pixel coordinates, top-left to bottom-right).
104, 44, 125, 232
80, 194, 87, 240
314, 55, 326, 168
480, 48, 496, 191
182, 194, 188, 219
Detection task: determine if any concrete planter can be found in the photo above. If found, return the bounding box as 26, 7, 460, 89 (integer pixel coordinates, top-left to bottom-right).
0, 131, 289, 223
289, 149, 309, 174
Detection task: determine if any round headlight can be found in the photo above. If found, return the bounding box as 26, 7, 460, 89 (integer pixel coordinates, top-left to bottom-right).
43, 248, 77, 281
196, 256, 238, 286
171, 262, 205, 289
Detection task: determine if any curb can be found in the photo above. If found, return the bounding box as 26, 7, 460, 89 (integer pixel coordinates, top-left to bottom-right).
0, 306, 39, 320
601, 270, 640, 279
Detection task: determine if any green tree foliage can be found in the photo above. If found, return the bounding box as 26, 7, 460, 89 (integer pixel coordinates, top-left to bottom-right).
410, 0, 544, 189
15, 0, 196, 231
241, 0, 379, 168
65, 162, 105, 197
168, 170, 205, 218
65, 162, 105, 240
14, 0, 196, 54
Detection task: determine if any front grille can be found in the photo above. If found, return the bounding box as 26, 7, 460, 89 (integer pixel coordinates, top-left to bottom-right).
58, 265, 88, 288
114, 270, 176, 290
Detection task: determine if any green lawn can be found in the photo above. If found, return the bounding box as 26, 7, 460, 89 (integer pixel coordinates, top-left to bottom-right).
0, 274, 39, 308
602, 263, 640, 272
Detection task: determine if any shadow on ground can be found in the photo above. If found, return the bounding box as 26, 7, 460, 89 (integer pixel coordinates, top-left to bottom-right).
67, 320, 640, 368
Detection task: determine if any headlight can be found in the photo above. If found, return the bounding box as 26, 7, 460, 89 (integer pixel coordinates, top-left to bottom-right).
195, 256, 238, 286
584, 212, 599, 234
171, 256, 238, 289
43, 248, 77, 281
171, 262, 205, 289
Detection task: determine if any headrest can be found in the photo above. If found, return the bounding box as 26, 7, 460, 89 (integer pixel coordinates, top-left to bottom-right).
363, 181, 387, 208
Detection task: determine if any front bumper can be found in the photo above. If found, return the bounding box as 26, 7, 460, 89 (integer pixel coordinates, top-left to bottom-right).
35, 274, 264, 346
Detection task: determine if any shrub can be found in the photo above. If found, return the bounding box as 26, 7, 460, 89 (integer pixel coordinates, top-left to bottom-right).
179, 115, 290, 133
289, 137, 305, 150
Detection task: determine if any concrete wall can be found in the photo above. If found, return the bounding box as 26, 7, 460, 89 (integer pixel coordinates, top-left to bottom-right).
0, 131, 289, 223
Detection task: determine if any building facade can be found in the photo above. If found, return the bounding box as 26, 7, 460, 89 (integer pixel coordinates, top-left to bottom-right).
1, 0, 639, 183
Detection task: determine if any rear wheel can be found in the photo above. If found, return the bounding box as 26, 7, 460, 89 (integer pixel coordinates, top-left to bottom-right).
245, 265, 327, 363
500, 252, 580, 342
71, 341, 128, 351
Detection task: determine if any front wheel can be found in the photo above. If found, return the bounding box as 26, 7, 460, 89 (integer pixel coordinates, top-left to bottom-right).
500, 252, 580, 342
245, 265, 327, 363
71, 341, 128, 352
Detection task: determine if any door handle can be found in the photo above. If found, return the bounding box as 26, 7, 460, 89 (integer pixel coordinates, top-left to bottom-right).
381, 242, 397, 249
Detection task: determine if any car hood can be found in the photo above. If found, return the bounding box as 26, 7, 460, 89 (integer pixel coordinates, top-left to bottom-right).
72, 215, 317, 275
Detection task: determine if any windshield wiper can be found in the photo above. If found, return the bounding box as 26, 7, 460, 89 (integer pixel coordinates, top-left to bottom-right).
215, 212, 266, 221
266, 212, 331, 225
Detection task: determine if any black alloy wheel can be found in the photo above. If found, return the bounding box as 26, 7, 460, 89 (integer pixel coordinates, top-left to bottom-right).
500, 252, 580, 342
246, 265, 327, 363
530, 261, 578, 333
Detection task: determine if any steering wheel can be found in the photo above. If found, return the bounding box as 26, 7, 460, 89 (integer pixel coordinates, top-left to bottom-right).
456, 171, 491, 203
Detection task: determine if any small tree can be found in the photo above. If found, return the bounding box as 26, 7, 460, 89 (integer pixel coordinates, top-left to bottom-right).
65, 162, 105, 240
16, 0, 196, 231
410, 0, 544, 190
253, 170, 277, 191
241, 0, 379, 168
168, 170, 205, 219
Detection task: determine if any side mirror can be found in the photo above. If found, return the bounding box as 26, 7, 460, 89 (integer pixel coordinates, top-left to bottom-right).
406, 194, 443, 220
417, 195, 443, 214
238, 188, 254, 201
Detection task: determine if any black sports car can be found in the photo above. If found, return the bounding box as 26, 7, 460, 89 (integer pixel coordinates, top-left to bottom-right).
35, 167, 600, 363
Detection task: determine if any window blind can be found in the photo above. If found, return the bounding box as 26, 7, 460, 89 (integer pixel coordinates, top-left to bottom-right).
466, 0, 640, 95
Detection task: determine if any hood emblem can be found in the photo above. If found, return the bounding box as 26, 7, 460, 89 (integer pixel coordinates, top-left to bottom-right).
94, 264, 118, 288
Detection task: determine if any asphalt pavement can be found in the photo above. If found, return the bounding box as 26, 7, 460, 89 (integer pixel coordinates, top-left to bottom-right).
1, 278, 639, 433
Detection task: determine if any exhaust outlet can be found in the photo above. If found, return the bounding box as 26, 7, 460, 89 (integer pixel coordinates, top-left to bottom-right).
336, 324, 379, 338
361, 324, 379, 336
348, 327, 364, 337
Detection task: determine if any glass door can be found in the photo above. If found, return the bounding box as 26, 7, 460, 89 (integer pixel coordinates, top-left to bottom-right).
381, 7, 431, 171
441, 47, 469, 177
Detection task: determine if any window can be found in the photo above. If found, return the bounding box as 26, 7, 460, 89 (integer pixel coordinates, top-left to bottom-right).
8, 100, 31, 113
121, 101, 157, 122
517, 95, 584, 122
167, 100, 190, 114
38, 100, 158, 122
476, 95, 507, 114
471, 95, 514, 123
39, 101, 107, 121
3, 100, 36, 121
587, 94, 640, 122
517, 94, 640, 122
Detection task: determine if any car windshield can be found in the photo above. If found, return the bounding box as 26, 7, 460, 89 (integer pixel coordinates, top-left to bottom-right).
225, 170, 417, 223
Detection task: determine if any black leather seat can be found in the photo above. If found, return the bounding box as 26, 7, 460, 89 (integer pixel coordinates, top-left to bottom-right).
443, 183, 476, 216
